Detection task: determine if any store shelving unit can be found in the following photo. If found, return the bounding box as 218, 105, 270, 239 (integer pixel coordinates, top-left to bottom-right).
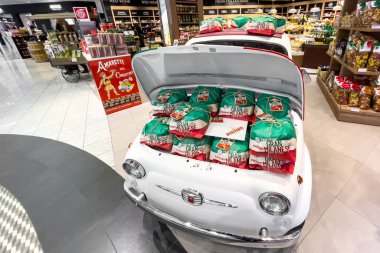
201, 0, 338, 21
319, 1, 380, 126
11, 35, 31, 59
174, 0, 203, 45
111, 8, 161, 35
317, 75, 380, 126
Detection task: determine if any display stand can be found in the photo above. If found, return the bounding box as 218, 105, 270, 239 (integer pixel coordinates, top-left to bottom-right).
319, 0, 380, 126
11, 36, 31, 59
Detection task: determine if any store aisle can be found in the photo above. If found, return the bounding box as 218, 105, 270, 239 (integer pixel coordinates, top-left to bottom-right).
0, 58, 114, 167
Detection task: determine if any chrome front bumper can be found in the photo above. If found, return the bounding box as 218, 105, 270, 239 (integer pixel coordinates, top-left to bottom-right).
124, 182, 302, 249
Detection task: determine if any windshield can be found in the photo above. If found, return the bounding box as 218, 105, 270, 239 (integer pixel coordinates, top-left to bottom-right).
193, 40, 288, 56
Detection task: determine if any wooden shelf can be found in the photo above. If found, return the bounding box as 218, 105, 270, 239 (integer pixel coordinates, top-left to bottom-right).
179, 22, 198, 25
176, 1, 197, 4
334, 26, 380, 32
327, 51, 344, 64
177, 12, 197, 14
344, 63, 380, 76
316, 75, 380, 126
327, 51, 380, 76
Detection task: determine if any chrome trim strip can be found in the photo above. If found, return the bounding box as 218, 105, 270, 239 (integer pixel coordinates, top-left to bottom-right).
203, 199, 238, 208
156, 185, 181, 196
156, 185, 238, 208
126, 183, 300, 248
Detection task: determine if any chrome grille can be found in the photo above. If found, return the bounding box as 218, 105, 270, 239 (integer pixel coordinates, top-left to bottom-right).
181, 189, 203, 206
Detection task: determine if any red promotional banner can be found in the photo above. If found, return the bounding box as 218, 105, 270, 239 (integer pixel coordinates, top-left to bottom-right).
88, 55, 142, 115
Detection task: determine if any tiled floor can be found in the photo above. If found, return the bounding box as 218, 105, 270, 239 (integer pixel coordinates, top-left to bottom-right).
0, 55, 114, 168
0, 135, 185, 253
1, 50, 380, 252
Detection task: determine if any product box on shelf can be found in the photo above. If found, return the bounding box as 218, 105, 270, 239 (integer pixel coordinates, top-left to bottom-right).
88, 45, 116, 59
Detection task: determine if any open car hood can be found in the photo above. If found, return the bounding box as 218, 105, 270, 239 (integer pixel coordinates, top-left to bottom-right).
132, 45, 304, 117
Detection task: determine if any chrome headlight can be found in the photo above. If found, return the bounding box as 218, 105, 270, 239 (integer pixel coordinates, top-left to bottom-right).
259, 192, 290, 216
123, 159, 145, 179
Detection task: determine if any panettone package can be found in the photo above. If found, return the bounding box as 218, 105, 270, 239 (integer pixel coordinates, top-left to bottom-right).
200, 17, 225, 34
367, 42, 380, 71
230, 16, 250, 29
373, 86, 380, 111
168, 102, 211, 139
140, 117, 174, 151
359, 86, 373, 109
354, 40, 375, 69
249, 117, 297, 163
332, 76, 353, 105
210, 137, 249, 169
218, 89, 255, 121
247, 16, 277, 36
275, 16, 286, 34
171, 135, 213, 161
249, 155, 295, 175
255, 94, 291, 119
152, 89, 188, 116
189, 86, 222, 117
366, 1, 380, 29
348, 83, 361, 107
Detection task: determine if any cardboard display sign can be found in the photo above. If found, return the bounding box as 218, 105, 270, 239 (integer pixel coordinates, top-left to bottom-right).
205, 118, 248, 141
88, 55, 142, 115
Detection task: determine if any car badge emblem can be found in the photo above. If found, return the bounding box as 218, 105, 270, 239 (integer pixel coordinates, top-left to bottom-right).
181, 189, 203, 206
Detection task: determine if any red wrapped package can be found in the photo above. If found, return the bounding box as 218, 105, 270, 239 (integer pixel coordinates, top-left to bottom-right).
249, 155, 295, 175
140, 118, 173, 151
171, 135, 213, 161
168, 102, 210, 139
210, 137, 249, 169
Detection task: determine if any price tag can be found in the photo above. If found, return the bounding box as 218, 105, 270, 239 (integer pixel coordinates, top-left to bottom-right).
71, 57, 77, 62
351, 107, 361, 112
358, 68, 367, 72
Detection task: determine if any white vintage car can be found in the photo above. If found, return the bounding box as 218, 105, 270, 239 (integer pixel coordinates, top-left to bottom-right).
123, 37, 311, 249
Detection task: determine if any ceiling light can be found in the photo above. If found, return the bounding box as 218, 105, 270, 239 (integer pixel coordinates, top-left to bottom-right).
256, 0, 263, 14
269, 0, 277, 14
50, 4, 62, 11
310, 5, 321, 13
0, 8, 3, 14
269, 8, 277, 14
288, 0, 297, 14
333, 4, 343, 11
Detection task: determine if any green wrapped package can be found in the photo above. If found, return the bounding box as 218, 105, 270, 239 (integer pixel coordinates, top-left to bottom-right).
275, 16, 286, 34
152, 89, 188, 116
171, 135, 213, 161
140, 117, 174, 151
249, 117, 296, 163
200, 17, 225, 34
219, 89, 255, 121
255, 94, 291, 119
189, 86, 222, 117
247, 16, 277, 36
231, 16, 250, 28
168, 102, 211, 139
209, 137, 249, 169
